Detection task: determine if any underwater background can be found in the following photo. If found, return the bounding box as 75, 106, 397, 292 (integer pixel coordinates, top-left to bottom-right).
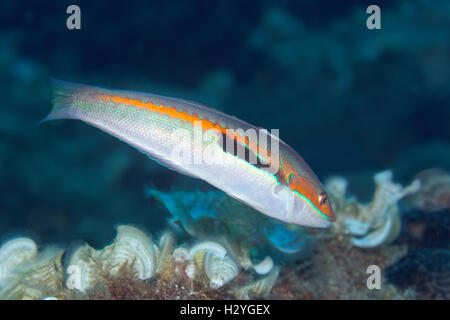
0, 0, 449, 299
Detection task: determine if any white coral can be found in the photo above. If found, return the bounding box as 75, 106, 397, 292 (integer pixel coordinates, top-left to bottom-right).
233, 267, 279, 300
251, 256, 274, 275
0, 237, 37, 288
204, 252, 238, 289
329, 170, 420, 248
100, 225, 158, 280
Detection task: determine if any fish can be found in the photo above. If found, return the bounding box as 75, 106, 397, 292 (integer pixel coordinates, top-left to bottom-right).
42, 79, 335, 228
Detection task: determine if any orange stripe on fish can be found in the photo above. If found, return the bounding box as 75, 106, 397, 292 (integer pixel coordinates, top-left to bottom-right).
99, 94, 267, 160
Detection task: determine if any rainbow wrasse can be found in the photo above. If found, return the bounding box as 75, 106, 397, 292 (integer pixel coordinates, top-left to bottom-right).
43, 79, 335, 228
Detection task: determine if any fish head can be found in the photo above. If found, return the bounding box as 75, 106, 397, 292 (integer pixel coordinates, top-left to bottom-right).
277, 153, 336, 228
287, 176, 335, 228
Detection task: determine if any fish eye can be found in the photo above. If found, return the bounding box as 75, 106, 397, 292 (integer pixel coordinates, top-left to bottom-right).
319, 192, 327, 205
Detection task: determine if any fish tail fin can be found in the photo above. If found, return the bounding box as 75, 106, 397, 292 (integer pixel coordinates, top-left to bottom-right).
38, 78, 83, 124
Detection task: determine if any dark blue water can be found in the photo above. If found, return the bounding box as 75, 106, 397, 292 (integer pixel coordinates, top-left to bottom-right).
0, 2, 449, 296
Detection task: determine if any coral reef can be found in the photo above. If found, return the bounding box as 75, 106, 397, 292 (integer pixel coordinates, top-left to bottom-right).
405, 168, 450, 212
0, 237, 38, 287
147, 189, 311, 272
63, 225, 158, 293
2, 179, 445, 300
0, 225, 279, 300
233, 267, 280, 300
204, 252, 239, 289
0, 238, 68, 300
327, 170, 420, 248
262, 230, 414, 300
385, 249, 450, 299
398, 208, 450, 250
383, 206, 450, 299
